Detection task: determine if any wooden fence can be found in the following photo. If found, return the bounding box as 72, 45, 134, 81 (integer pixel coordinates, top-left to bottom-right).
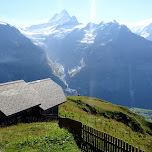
82, 125, 144, 152
59, 117, 145, 152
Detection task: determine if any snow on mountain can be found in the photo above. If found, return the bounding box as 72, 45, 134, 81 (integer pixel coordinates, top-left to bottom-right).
48, 9, 74, 25
80, 30, 96, 44
79, 22, 107, 44
127, 18, 152, 41
80, 23, 97, 44
127, 18, 152, 32
80, 21, 123, 45
68, 58, 85, 77
47, 56, 67, 86
18, 10, 81, 45
26, 10, 79, 31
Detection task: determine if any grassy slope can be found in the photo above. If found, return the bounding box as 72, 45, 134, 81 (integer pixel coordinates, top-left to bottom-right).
59, 96, 152, 152
0, 122, 81, 152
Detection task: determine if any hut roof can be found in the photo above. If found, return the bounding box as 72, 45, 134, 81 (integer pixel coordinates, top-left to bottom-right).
28, 78, 67, 110
0, 80, 41, 116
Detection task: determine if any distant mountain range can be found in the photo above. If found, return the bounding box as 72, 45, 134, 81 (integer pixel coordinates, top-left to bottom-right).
1, 10, 152, 109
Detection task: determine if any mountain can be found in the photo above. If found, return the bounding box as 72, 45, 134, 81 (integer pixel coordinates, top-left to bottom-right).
20, 11, 152, 109
27, 10, 79, 31
0, 22, 64, 87
67, 22, 152, 109
20, 10, 80, 46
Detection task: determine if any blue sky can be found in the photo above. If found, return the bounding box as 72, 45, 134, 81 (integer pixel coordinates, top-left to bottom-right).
0, 0, 152, 27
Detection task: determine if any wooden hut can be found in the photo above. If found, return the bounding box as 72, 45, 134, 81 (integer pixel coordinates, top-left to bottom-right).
0, 78, 67, 124
0, 80, 42, 124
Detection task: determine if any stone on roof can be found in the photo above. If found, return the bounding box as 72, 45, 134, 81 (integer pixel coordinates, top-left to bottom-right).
28, 78, 67, 110
0, 80, 41, 116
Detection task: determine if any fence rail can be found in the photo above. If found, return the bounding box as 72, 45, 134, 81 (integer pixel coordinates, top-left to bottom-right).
59, 117, 145, 152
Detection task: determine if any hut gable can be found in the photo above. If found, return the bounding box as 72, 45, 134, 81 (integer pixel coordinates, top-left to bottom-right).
0, 80, 41, 117
28, 78, 67, 111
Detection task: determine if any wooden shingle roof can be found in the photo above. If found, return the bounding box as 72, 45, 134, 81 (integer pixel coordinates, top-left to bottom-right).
0, 80, 41, 116
28, 78, 67, 110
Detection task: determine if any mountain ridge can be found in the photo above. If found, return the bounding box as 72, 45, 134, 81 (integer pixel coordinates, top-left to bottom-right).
2, 10, 152, 109
18, 10, 152, 109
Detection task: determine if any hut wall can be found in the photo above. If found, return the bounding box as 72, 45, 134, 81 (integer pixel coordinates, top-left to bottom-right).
43, 105, 58, 115
0, 111, 7, 124
7, 105, 42, 124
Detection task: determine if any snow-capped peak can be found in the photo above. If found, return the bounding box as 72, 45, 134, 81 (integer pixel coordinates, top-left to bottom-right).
60, 9, 70, 18
48, 10, 79, 26
49, 10, 70, 23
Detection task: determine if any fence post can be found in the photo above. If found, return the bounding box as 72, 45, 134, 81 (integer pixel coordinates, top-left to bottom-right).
111, 135, 113, 152
92, 127, 94, 152
123, 141, 126, 152
126, 143, 128, 152
113, 136, 115, 151
129, 144, 131, 152
104, 132, 106, 151
106, 133, 108, 151
107, 134, 110, 151
120, 139, 123, 152
84, 125, 86, 151
81, 125, 83, 150
86, 125, 88, 151
88, 126, 90, 150
132, 146, 134, 152
115, 137, 117, 152
96, 129, 98, 151
110, 136, 112, 151
118, 138, 120, 152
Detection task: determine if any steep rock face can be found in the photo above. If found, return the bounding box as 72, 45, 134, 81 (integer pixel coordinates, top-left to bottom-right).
45, 21, 152, 108
0, 23, 64, 87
